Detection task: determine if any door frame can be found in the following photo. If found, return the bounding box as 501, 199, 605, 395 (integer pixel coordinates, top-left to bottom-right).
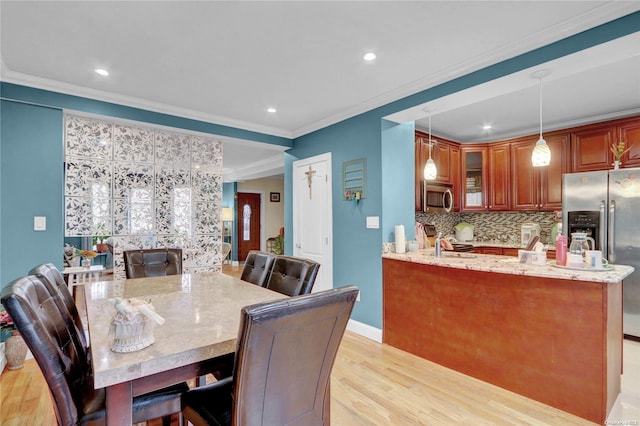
292, 152, 333, 291
236, 190, 267, 253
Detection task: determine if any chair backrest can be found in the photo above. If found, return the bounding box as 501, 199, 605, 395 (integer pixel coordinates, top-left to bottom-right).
1, 275, 102, 425
30, 263, 88, 349
265, 255, 320, 296
240, 250, 275, 287
222, 242, 232, 261
232, 286, 358, 425
123, 248, 183, 279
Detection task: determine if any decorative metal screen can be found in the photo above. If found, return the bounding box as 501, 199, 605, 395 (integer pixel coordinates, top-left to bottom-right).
64, 114, 224, 279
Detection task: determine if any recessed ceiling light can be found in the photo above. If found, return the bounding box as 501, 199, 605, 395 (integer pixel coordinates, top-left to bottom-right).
95, 68, 109, 76
482, 124, 492, 130
267, 107, 277, 113
363, 52, 376, 61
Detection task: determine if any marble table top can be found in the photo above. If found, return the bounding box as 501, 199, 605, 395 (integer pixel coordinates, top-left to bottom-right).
84, 272, 288, 388
383, 248, 634, 284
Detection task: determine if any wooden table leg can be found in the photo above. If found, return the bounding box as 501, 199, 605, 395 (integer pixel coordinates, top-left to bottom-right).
105, 381, 133, 426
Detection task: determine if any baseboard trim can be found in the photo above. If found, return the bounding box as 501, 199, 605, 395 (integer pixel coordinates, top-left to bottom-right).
346, 319, 382, 343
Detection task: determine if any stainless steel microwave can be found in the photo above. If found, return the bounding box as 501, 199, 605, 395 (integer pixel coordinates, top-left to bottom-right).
423, 182, 454, 213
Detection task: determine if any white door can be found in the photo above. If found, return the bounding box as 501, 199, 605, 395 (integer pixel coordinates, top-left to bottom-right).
293, 153, 332, 293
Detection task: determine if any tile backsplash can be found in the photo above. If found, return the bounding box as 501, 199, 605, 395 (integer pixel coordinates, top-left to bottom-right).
416, 211, 557, 244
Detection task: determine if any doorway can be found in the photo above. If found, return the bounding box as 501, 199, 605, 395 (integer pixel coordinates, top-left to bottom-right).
236, 192, 261, 262
292, 153, 333, 293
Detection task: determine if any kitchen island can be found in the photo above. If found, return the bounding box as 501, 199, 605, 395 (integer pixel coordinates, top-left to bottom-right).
382, 249, 634, 424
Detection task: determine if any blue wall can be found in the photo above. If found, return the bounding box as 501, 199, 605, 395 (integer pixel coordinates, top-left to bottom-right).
0, 85, 291, 288
222, 182, 238, 261
1, 100, 64, 284
0, 84, 292, 148
286, 112, 388, 327
1, 13, 639, 332
284, 13, 640, 329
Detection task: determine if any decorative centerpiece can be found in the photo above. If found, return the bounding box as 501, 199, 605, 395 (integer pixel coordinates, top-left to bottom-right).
108, 298, 165, 353
79, 250, 98, 267
610, 141, 630, 169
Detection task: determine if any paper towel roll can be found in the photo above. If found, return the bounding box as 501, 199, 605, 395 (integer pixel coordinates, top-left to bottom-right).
395, 225, 406, 254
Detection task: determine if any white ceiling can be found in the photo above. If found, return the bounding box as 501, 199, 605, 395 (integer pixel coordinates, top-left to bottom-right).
2, 1, 639, 180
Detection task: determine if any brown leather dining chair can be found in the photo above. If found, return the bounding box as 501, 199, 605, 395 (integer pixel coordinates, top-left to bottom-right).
240, 250, 275, 287
181, 285, 359, 426
264, 255, 320, 296
1, 275, 188, 426
123, 248, 183, 279
30, 263, 88, 350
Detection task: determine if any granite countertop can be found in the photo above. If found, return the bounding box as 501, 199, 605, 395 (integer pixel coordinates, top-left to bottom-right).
457, 240, 555, 250
383, 248, 634, 284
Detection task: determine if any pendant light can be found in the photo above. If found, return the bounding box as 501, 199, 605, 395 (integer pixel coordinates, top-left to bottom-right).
531, 70, 551, 167
424, 114, 438, 180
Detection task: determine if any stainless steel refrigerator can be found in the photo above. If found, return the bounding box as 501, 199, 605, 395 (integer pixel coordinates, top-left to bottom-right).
563, 168, 640, 339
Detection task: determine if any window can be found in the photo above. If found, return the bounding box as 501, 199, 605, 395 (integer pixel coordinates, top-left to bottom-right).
243, 203, 251, 241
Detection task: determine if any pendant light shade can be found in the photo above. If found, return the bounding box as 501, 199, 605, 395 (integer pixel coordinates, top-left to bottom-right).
423, 114, 438, 180
531, 70, 551, 167
424, 156, 437, 180
532, 137, 551, 167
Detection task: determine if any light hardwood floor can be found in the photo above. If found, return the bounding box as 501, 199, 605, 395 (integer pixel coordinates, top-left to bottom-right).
1, 331, 606, 426
2, 266, 637, 425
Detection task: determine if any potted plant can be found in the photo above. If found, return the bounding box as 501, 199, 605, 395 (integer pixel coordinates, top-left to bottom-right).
92, 223, 110, 252
273, 235, 284, 255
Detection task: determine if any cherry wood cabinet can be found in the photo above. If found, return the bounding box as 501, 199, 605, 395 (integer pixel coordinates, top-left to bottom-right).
461, 144, 510, 212
617, 118, 640, 168
570, 124, 616, 172
433, 141, 460, 210
473, 246, 556, 259
474, 246, 503, 255
488, 143, 511, 211
450, 145, 460, 211
460, 145, 487, 211
501, 248, 519, 257
414, 114, 640, 214
415, 131, 461, 211
511, 133, 569, 211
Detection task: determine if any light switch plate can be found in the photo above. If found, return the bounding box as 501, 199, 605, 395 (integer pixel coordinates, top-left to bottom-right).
34, 216, 46, 231
366, 216, 379, 229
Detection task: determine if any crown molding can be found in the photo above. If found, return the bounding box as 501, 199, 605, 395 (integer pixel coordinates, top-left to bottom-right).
223, 152, 285, 182
2, 3, 637, 142
0, 68, 294, 140
291, 3, 640, 138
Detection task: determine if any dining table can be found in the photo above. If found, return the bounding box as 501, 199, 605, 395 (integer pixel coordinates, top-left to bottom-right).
83, 272, 289, 425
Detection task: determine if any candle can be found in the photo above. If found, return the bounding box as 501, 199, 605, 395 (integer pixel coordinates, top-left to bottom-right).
395, 225, 406, 254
